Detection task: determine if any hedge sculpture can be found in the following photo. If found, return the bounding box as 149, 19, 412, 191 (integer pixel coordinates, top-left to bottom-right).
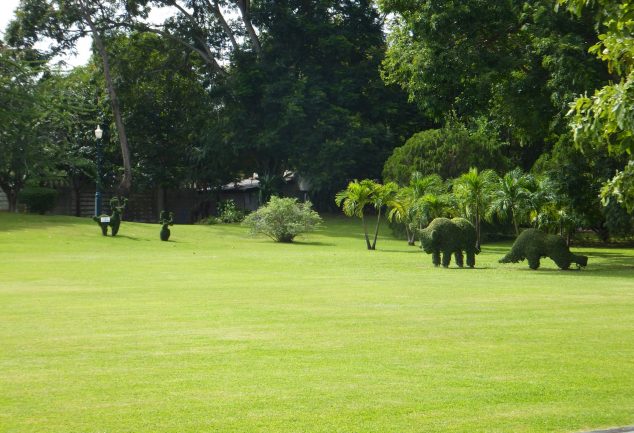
419, 217, 479, 268
159, 210, 174, 241
499, 229, 588, 270
93, 197, 127, 236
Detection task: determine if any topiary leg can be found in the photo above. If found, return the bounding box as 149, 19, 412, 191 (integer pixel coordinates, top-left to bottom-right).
111, 222, 120, 236
432, 251, 441, 267
466, 251, 475, 268
455, 251, 464, 268
553, 256, 571, 270
442, 251, 451, 268
528, 256, 540, 270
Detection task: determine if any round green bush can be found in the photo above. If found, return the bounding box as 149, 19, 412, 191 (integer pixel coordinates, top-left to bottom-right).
243, 196, 322, 242
17, 187, 58, 214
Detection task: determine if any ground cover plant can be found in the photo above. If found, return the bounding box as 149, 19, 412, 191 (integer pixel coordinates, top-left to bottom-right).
1, 212, 633, 433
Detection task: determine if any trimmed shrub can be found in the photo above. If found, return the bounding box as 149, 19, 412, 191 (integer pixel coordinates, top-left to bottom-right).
159, 210, 174, 241
92, 196, 127, 236
17, 187, 58, 214
419, 217, 479, 268
499, 228, 588, 270
243, 196, 322, 242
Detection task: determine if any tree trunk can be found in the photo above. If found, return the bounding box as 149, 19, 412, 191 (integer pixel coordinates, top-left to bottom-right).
82, 7, 132, 197
6, 188, 18, 213
361, 214, 372, 250
236, 0, 261, 54
475, 210, 481, 250
406, 226, 416, 246
512, 213, 519, 236
371, 208, 382, 250
0, 180, 20, 213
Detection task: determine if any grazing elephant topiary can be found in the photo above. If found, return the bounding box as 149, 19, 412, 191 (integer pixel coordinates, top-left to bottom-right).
159, 210, 174, 241
499, 229, 588, 270
92, 197, 127, 236
419, 217, 479, 268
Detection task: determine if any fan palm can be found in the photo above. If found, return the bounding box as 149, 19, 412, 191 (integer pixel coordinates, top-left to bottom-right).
453, 167, 498, 249
527, 175, 557, 228
487, 168, 532, 235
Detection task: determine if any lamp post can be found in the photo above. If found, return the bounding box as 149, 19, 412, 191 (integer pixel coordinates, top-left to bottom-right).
94, 125, 103, 216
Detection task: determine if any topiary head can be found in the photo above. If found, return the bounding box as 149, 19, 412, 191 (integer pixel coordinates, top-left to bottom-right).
575, 254, 588, 267
110, 196, 128, 213
419, 229, 436, 254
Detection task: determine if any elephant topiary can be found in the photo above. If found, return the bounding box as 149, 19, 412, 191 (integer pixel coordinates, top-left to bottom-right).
419, 217, 479, 268
159, 210, 174, 241
499, 228, 588, 270
92, 197, 127, 236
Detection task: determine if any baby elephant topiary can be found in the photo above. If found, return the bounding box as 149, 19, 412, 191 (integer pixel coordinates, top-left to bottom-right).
499, 229, 588, 270
92, 197, 127, 236
159, 210, 174, 241
419, 217, 479, 268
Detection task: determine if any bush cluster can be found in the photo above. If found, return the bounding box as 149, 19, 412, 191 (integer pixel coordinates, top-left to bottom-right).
17, 187, 58, 214
217, 199, 245, 223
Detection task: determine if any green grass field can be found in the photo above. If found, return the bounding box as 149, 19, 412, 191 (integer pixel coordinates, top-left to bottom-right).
1, 212, 633, 433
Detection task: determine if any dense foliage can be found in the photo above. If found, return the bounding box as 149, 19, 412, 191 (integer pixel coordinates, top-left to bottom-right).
382, 121, 509, 184
17, 186, 58, 214
2, 0, 633, 240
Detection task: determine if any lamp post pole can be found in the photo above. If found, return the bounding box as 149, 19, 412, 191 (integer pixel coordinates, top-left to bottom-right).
94, 125, 103, 216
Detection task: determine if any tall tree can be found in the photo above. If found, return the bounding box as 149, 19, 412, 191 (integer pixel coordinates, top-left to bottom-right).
378, 0, 609, 169
8, 0, 135, 194
0, 47, 45, 211
0, 46, 95, 212
559, 0, 634, 212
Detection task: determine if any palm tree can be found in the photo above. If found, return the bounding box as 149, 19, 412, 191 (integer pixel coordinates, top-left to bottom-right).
487, 168, 532, 235
387, 173, 445, 245
335, 180, 376, 250
526, 175, 556, 228
453, 167, 498, 249
387, 185, 416, 245
371, 182, 399, 249
336, 179, 397, 250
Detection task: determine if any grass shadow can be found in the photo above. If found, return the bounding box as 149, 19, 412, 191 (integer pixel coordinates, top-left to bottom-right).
111, 234, 141, 241
288, 239, 336, 247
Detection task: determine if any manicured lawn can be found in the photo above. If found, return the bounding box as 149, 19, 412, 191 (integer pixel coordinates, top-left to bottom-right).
1, 212, 633, 433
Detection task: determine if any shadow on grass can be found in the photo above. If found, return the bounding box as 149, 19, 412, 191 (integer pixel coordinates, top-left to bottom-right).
377, 248, 422, 254
110, 234, 141, 241
0, 212, 90, 232
289, 240, 336, 247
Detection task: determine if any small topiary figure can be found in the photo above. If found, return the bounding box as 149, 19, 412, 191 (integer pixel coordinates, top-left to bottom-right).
419, 217, 479, 268
159, 210, 174, 241
92, 197, 127, 236
499, 228, 588, 270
